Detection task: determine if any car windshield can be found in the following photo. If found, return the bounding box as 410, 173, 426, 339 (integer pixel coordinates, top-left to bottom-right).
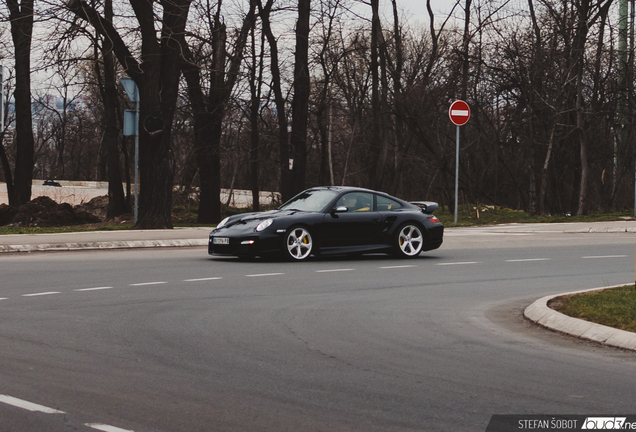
279, 189, 339, 212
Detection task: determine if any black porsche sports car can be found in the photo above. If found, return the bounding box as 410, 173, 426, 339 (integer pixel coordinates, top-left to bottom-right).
208, 186, 444, 260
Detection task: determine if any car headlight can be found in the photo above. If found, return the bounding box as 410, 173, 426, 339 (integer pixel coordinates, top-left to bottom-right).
256, 218, 273, 232
216, 217, 230, 229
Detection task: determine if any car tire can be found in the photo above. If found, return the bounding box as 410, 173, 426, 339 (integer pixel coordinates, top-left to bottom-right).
284, 226, 313, 261
395, 223, 424, 258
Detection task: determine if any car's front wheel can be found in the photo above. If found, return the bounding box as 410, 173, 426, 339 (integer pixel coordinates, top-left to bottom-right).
284, 226, 313, 261
395, 223, 424, 258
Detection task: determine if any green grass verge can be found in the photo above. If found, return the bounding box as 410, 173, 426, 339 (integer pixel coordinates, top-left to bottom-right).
0, 224, 136, 235
553, 286, 636, 333
435, 205, 633, 226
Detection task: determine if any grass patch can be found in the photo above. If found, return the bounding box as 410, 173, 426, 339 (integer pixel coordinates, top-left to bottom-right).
0, 224, 135, 235
552, 286, 636, 333
435, 205, 633, 227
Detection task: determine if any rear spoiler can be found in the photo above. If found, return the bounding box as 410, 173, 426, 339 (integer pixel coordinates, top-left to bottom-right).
409, 201, 439, 214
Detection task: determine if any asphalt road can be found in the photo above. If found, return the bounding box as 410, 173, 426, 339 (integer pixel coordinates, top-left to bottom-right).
0, 226, 635, 432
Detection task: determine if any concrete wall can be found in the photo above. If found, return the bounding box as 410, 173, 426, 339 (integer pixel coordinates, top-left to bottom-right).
0, 181, 282, 209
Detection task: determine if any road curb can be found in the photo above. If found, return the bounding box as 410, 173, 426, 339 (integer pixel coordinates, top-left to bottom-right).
524, 285, 636, 351
0, 239, 208, 253
566, 228, 636, 233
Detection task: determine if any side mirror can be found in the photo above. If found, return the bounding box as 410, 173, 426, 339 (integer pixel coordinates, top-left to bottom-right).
331, 206, 348, 216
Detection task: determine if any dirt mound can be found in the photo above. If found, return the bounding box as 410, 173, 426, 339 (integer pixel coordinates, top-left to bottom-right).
76, 195, 109, 221
2, 196, 105, 227
0, 204, 17, 226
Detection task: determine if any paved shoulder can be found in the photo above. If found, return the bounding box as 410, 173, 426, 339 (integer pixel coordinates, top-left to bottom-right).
524, 285, 636, 351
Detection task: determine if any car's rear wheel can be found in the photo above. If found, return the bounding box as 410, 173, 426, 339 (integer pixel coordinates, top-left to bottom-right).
284, 226, 313, 261
395, 223, 424, 258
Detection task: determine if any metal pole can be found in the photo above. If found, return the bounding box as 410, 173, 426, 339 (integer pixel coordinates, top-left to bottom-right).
455, 125, 460, 225
134, 100, 139, 225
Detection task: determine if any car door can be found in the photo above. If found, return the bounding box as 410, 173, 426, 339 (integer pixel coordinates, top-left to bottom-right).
375, 194, 404, 242
320, 192, 382, 249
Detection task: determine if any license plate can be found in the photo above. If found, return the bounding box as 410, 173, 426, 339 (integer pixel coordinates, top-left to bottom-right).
213, 237, 229, 245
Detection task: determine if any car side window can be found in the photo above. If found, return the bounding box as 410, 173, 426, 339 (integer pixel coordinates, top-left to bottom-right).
336, 192, 374, 212
376, 195, 402, 211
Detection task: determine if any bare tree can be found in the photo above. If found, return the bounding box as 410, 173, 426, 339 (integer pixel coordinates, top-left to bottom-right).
95, 0, 127, 218
181, 0, 256, 223
572, 0, 612, 215
257, 0, 291, 201
68, 0, 193, 228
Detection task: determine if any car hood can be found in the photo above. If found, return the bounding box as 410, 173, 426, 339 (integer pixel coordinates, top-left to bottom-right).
224, 209, 305, 227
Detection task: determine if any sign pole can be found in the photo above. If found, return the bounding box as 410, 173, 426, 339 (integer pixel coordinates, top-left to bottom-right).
134, 99, 139, 225
455, 125, 460, 225
449, 100, 470, 225
120, 77, 140, 225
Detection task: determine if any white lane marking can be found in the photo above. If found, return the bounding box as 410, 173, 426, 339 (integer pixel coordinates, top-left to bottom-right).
130, 281, 167, 286
85, 424, 134, 432
0, 298, 7, 301
315, 268, 355, 273
379, 265, 417, 269
22, 292, 61, 297
505, 258, 551, 262
435, 262, 480, 266
0, 394, 65, 414
246, 273, 285, 277
582, 255, 628, 259
183, 277, 223, 282
75, 287, 114, 292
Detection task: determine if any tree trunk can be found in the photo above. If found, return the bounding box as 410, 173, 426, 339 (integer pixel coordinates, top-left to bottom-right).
8, 0, 35, 206
196, 17, 227, 224
368, 0, 382, 188
0, 132, 15, 203
539, 125, 555, 215
68, 0, 192, 229
289, 0, 311, 196
249, 26, 264, 212
387, 0, 404, 195
100, 0, 127, 218
460, 0, 472, 101
575, 0, 590, 216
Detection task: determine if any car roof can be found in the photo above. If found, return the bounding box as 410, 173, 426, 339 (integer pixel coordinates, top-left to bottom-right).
307, 186, 411, 204
308, 186, 375, 193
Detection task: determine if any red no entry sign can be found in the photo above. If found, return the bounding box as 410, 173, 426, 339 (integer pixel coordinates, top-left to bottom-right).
449, 100, 470, 126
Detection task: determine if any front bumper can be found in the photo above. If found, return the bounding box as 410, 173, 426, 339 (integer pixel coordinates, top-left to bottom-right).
208, 232, 282, 257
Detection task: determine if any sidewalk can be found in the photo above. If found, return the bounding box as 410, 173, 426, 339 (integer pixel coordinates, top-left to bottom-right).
0, 227, 212, 253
